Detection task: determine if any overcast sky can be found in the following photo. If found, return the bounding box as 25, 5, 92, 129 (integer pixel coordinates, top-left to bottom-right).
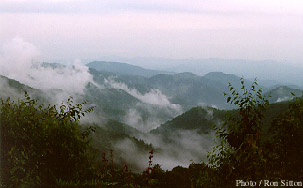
1, 0, 303, 64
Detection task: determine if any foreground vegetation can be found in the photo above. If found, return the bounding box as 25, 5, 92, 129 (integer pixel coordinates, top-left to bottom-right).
1, 79, 303, 187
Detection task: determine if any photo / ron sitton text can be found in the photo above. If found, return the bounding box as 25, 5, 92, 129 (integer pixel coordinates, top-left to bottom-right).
236, 180, 303, 187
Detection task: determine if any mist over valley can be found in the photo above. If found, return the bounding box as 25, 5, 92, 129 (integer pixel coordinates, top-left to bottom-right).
1, 38, 301, 174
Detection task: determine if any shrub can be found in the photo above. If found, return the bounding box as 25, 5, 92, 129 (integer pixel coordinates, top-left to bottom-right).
268, 95, 303, 179
0, 93, 94, 187
204, 79, 269, 187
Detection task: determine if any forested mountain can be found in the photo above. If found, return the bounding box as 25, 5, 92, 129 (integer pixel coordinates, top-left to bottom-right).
203, 72, 254, 88
150, 106, 225, 135
88, 64, 251, 110
1, 61, 299, 130
265, 86, 302, 103
1, 61, 302, 187
87, 61, 173, 78
88, 62, 300, 110
0, 75, 32, 95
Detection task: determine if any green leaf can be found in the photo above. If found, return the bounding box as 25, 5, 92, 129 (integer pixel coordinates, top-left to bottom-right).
227, 97, 231, 103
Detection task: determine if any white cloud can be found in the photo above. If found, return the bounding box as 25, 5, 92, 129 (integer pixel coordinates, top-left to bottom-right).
276, 96, 293, 103
122, 104, 181, 132
132, 130, 216, 171
104, 77, 173, 106
0, 37, 93, 94
103, 77, 183, 132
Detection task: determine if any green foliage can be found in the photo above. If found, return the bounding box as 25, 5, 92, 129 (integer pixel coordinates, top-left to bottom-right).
135, 163, 207, 188
266, 95, 303, 179
0, 93, 95, 187
196, 78, 303, 187
204, 78, 270, 187
0, 93, 146, 187
223, 78, 269, 150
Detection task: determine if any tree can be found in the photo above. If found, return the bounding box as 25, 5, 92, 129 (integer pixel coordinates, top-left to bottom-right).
0, 93, 94, 187
205, 78, 269, 187
268, 95, 303, 179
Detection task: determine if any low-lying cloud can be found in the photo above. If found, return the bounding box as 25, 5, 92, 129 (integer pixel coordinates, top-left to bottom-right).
104, 77, 175, 106
276, 96, 293, 103
0, 37, 93, 95
104, 77, 183, 132
123, 104, 181, 132
114, 129, 216, 172
0, 37, 217, 174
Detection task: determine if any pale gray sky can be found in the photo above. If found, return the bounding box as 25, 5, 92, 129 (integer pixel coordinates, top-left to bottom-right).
1, 0, 303, 64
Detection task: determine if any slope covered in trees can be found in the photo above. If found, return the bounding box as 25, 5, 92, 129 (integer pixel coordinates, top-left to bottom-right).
1, 79, 303, 187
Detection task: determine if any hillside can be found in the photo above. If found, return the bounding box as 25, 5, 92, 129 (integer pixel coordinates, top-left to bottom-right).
203, 72, 255, 90
265, 86, 302, 103
87, 61, 173, 78
151, 100, 291, 145
89, 65, 298, 110
150, 106, 225, 135
0, 75, 31, 92
0, 75, 43, 101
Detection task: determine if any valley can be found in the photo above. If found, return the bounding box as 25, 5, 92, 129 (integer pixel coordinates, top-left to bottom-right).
0, 60, 300, 172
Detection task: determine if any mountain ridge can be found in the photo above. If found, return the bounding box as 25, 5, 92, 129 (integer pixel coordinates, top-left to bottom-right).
86, 61, 174, 78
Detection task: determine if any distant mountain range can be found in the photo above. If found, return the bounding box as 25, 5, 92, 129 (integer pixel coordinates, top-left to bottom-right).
1, 61, 302, 133
87, 61, 173, 78
1, 61, 301, 127
87, 61, 301, 110
87, 60, 300, 89
95, 57, 303, 87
